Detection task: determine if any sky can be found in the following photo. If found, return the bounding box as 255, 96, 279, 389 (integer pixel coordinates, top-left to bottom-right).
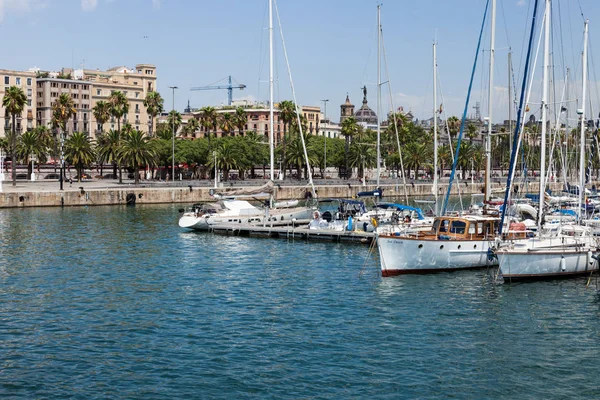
1, 0, 599, 124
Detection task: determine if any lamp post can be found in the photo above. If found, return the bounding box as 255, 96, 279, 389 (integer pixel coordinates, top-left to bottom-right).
169, 86, 178, 182
321, 99, 329, 178
213, 150, 218, 188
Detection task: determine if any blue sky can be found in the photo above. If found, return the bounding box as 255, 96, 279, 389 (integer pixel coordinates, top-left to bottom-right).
0, 0, 598, 123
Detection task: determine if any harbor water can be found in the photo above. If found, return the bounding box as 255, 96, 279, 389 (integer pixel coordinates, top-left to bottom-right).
1, 204, 600, 399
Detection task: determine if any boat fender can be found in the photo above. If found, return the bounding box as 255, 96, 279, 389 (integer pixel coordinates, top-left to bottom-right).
560, 256, 566, 272
363, 222, 368, 232
347, 216, 353, 231
487, 247, 498, 262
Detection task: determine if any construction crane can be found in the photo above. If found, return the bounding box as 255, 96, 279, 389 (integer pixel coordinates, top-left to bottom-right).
190, 75, 246, 106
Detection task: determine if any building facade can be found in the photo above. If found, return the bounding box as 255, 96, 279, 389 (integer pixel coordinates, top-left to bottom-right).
0, 69, 37, 135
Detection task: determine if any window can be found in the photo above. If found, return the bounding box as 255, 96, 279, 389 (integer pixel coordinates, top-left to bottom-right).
27, 78, 32, 86
135, 92, 139, 98
16, 77, 21, 85
27, 99, 31, 106
74, 122, 78, 131
83, 113, 87, 121
27, 89, 32, 97
4, 76, 9, 84
83, 85, 88, 90
96, 89, 101, 96
450, 221, 466, 235
62, 83, 67, 88
72, 84, 78, 89
83, 122, 88, 131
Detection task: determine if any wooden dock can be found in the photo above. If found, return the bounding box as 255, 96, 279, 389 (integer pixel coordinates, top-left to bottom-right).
210, 222, 375, 244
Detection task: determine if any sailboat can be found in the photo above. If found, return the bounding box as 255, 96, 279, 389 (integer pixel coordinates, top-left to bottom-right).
377, 0, 520, 276
179, 0, 316, 231
494, 7, 599, 280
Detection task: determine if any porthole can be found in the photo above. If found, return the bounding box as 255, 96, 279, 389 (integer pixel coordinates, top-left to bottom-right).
440, 245, 444, 250
458, 245, 462, 249
418, 244, 423, 249
474, 244, 477, 249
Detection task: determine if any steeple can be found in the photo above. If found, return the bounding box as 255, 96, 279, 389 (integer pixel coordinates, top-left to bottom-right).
340, 93, 354, 123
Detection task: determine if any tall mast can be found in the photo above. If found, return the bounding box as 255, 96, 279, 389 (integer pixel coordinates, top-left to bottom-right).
538, 0, 550, 232
508, 51, 512, 161
268, 0, 275, 182
578, 20, 589, 221
376, 4, 381, 187
433, 41, 438, 215
485, 0, 496, 204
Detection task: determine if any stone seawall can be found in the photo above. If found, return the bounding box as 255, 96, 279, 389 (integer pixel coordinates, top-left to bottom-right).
0, 180, 575, 208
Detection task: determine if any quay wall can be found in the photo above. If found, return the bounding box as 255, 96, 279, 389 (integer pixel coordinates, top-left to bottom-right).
0, 181, 576, 209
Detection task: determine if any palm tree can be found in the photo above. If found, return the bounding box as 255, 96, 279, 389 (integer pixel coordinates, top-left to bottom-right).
51, 93, 77, 188
349, 142, 377, 179
118, 129, 156, 184
447, 116, 461, 139
208, 138, 242, 181
166, 110, 182, 136
92, 100, 111, 136
2, 86, 27, 186
181, 117, 200, 138
234, 106, 247, 136
107, 90, 129, 183
404, 142, 431, 179
199, 106, 217, 144
96, 129, 120, 179
143, 91, 164, 138
64, 131, 96, 182
466, 122, 478, 142
341, 116, 359, 179
278, 100, 297, 178
18, 129, 47, 177
219, 112, 235, 137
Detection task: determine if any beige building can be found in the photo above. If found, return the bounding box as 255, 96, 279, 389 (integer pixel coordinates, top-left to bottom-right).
0, 69, 36, 135
34, 63, 157, 139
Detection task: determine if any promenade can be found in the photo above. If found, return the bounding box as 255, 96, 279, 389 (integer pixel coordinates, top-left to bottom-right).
0, 174, 563, 209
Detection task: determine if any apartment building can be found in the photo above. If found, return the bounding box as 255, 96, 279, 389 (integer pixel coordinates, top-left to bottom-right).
36, 78, 93, 134
0, 69, 36, 135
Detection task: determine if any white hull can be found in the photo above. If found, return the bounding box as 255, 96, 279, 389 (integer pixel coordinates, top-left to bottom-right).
377, 236, 495, 276
179, 206, 314, 231
496, 236, 599, 280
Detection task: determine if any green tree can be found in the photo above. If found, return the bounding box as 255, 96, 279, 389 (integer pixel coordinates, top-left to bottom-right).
340, 116, 359, 179
466, 122, 478, 142
207, 137, 243, 181
2, 86, 27, 186
167, 110, 182, 136
349, 142, 377, 179
447, 116, 461, 139
181, 117, 200, 138
18, 128, 47, 176
64, 131, 95, 182
278, 100, 297, 178
200, 106, 217, 144
143, 91, 164, 137
97, 129, 120, 178
51, 93, 77, 186
107, 90, 129, 183
118, 129, 157, 184
234, 106, 247, 136
219, 112, 235, 137
93, 100, 112, 135
404, 142, 431, 179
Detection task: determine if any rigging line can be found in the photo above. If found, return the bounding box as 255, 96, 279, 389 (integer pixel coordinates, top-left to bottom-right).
273, 0, 315, 196
556, 0, 567, 76
499, 0, 540, 235
257, 0, 269, 105
436, 65, 465, 212
499, 0, 512, 49
516, 0, 534, 88
380, 29, 409, 204
566, 0, 577, 75
441, 0, 491, 216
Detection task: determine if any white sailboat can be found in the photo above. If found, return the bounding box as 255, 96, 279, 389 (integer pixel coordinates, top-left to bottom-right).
179, 0, 315, 231
495, 7, 599, 280
377, 0, 510, 275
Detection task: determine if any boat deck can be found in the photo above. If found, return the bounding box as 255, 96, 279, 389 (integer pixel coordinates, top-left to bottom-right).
209, 222, 375, 244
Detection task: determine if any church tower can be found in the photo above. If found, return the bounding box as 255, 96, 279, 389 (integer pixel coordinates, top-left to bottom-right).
340, 94, 354, 123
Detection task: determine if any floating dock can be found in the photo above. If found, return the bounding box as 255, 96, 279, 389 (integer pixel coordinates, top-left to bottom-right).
210, 223, 375, 244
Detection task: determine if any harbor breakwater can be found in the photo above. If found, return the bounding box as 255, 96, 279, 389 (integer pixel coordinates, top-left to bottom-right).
0, 180, 575, 208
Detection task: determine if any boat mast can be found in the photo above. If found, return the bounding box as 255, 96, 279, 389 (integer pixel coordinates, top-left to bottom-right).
485, 0, 496, 205
537, 0, 550, 232
433, 41, 438, 215
578, 20, 589, 221
508, 51, 512, 156
268, 0, 275, 182
376, 4, 381, 187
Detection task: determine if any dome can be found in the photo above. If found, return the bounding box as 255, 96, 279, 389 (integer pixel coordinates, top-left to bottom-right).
354, 103, 377, 125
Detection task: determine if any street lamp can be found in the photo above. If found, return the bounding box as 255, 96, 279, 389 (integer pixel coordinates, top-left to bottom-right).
169, 86, 178, 182
321, 99, 329, 179
213, 150, 218, 188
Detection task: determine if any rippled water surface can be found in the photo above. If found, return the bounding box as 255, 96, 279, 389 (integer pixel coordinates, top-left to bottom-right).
1, 204, 600, 399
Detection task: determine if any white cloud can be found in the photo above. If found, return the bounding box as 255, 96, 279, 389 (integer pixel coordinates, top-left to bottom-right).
0, 0, 43, 22
81, 0, 97, 11
152, 0, 160, 9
